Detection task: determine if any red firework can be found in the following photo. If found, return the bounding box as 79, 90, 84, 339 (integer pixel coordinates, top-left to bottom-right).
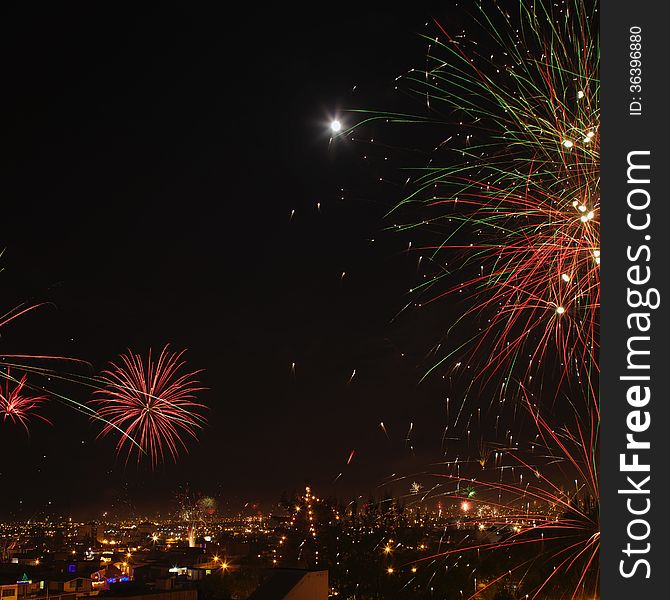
421, 175, 599, 401
0, 372, 50, 433
370, 0, 599, 400
92, 345, 206, 467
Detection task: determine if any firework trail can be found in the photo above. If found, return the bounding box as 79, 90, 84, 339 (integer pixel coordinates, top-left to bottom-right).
92, 345, 206, 467
0, 283, 101, 424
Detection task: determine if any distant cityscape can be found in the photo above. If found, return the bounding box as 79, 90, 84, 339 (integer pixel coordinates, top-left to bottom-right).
0, 484, 570, 599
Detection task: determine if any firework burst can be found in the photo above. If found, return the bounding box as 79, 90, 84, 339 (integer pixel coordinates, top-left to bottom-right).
352, 0, 599, 395
92, 345, 206, 467
0, 371, 50, 433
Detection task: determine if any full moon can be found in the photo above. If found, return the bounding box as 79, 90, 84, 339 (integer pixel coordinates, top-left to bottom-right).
330, 120, 342, 133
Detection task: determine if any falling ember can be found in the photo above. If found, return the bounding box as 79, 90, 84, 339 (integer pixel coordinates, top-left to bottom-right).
346, 449, 355, 465
379, 421, 390, 440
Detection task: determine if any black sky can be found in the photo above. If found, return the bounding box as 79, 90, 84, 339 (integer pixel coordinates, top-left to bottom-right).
0, 4, 479, 518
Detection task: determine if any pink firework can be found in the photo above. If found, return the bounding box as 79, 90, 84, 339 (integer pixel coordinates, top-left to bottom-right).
92, 345, 206, 467
0, 373, 50, 433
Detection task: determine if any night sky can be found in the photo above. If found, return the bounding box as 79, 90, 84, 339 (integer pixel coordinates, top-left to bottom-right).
0, 4, 481, 518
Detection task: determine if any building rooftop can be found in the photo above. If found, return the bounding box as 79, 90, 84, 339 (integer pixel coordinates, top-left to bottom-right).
247, 569, 326, 600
